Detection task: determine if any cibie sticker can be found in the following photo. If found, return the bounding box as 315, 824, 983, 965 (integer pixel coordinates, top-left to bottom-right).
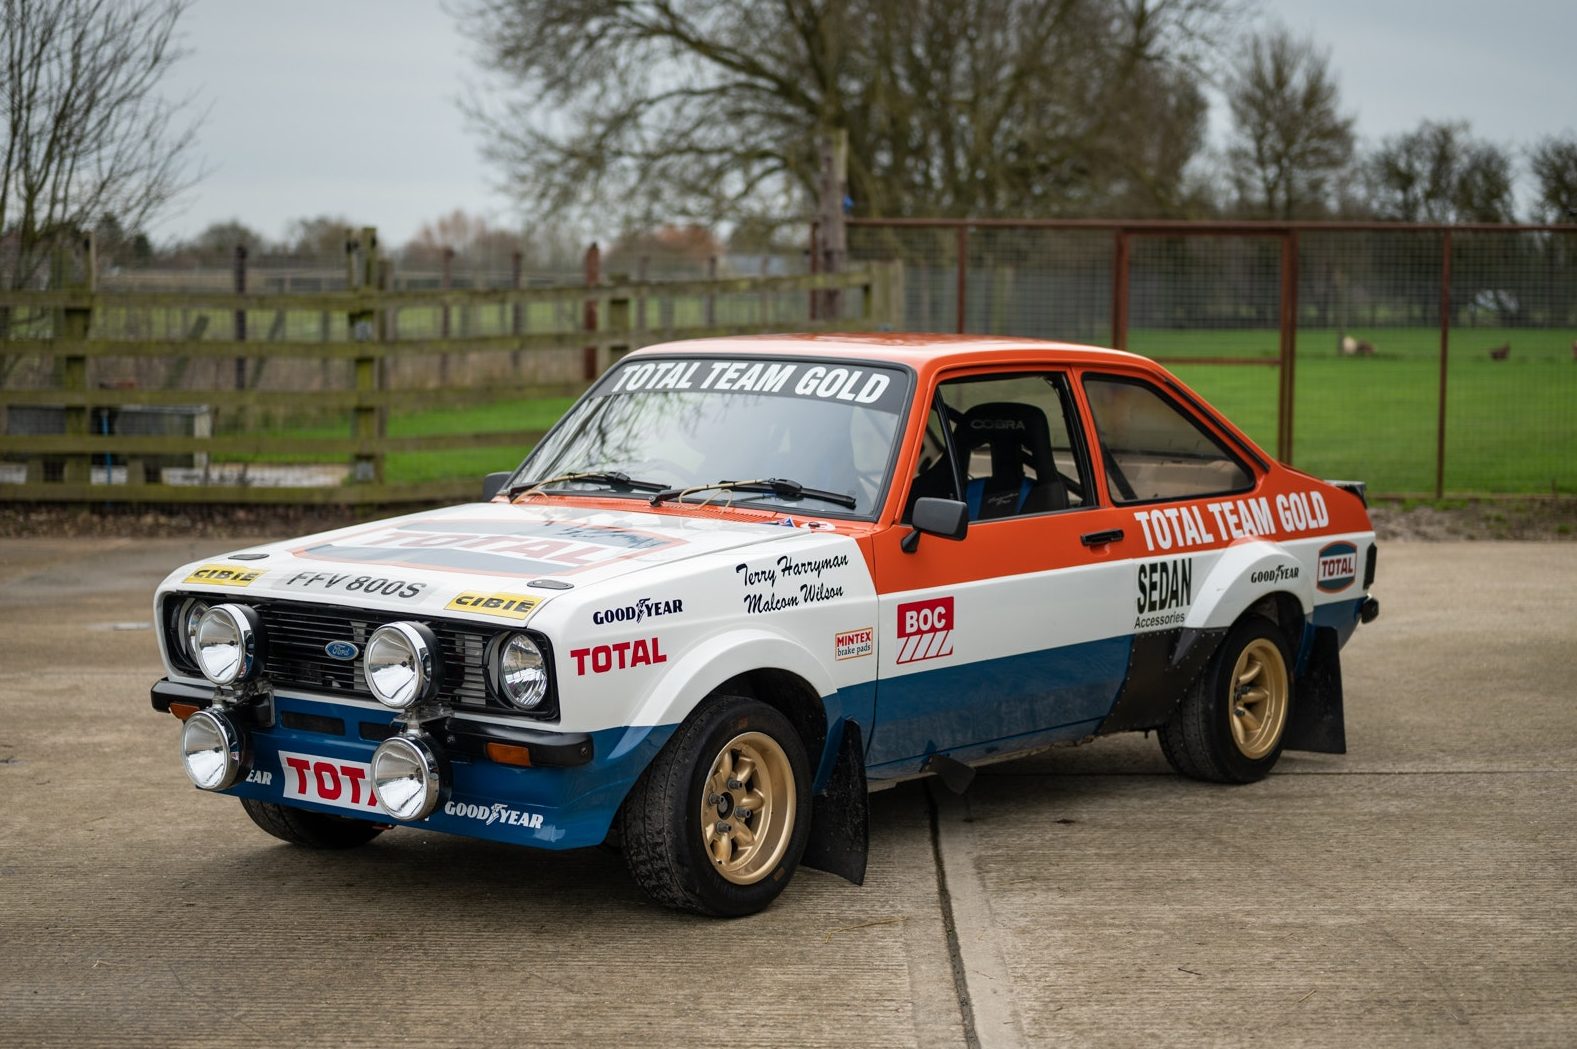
184, 563, 264, 587
445, 592, 540, 620
835, 627, 874, 661
1316, 541, 1359, 593
896, 597, 954, 665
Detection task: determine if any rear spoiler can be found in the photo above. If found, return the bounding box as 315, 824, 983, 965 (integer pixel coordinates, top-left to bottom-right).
1326, 479, 1367, 507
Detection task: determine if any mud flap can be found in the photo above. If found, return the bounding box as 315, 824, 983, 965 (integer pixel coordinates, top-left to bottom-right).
802, 721, 868, 886
1286, 626, 1347, 754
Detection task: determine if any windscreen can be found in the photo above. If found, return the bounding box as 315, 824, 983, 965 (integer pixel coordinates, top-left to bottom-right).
518, 357, 910, 517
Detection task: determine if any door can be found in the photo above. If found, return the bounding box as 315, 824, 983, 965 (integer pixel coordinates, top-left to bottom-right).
865, 369, 1135, 777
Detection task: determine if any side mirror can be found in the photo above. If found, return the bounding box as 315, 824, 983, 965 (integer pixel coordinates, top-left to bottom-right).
482, 471, 512, 501
902, 497, 969, 553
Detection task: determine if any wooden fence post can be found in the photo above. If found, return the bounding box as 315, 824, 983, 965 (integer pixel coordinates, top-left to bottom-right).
440, 246, 454, 385
817, 130, 848, 320
349, 227, 383, 484
233, 245, 248, 390
705, 255, 718, 328
582, 243, 601, 380
55, 233, 95, 485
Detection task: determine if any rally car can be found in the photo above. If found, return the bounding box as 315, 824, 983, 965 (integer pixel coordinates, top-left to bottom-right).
152, 334, 1378, 915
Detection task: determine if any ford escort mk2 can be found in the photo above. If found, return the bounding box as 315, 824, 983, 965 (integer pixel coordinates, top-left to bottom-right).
152, 334, 1378, 915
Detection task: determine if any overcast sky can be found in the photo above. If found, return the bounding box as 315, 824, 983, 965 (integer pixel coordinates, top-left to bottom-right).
153, 0, 1577, 247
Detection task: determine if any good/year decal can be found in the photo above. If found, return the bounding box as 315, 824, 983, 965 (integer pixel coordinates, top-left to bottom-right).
1133, 490, 1331, 552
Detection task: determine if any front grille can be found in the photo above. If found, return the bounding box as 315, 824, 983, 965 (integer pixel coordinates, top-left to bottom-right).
163, 596, 555, 719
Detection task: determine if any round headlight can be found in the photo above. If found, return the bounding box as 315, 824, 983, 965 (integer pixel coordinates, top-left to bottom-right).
496, 633, 548, 711
180, 709, 246, 790
194, 604, 263, 686
371, 735, 444, 821
364, 622, 440, 709
178, 598, 209, 664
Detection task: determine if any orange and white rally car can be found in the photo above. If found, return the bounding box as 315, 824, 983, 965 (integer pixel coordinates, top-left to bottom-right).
152, 335, 1378, 915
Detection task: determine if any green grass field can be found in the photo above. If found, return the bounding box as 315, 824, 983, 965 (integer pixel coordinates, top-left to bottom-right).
225, 324, 1577, 496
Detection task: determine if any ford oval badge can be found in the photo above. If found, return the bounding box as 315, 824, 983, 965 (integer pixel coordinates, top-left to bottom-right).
325, 640, 359, 661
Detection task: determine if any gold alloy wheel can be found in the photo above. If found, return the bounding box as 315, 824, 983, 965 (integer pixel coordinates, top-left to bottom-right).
699, 731, 796, 886
1228, 638, 1290, 760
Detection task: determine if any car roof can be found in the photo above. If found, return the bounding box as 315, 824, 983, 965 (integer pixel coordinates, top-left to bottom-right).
624, 333, 1156, 376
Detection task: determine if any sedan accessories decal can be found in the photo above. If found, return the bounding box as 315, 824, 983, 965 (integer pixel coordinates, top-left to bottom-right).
896, 597, 954, 664
1135, 557, 1193, 631
184, 563, 264, 587
445, 592, 540, 620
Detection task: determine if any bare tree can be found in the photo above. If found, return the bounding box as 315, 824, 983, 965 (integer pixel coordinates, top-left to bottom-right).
1362, 120, 1514, 224
1529, 135, 1577, 223
0, 0, 202, 291
457, 0, 1235, 225
1224, 27, 1354, 219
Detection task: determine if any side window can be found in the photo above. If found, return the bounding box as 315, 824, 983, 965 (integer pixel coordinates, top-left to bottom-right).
1082, 375, 1253, 504
907, 372, 1090, 521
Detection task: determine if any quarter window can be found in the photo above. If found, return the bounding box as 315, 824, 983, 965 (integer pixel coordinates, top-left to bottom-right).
1082, 375, 1252, 504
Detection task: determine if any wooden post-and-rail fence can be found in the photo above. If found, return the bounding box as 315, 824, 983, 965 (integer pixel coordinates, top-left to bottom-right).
0, 230, 902, 506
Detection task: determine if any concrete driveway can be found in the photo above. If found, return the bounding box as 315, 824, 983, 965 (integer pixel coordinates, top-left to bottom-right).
1, 538, 1572, 1048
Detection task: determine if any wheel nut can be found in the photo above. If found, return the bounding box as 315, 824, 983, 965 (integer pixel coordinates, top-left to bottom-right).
715, 821, 731, 834
726, 778, 743, 790
1234, 705, 1248, 717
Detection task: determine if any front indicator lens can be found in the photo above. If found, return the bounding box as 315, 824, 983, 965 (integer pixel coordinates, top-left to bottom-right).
497, 633, 548, 711
180, 709, 246, 790
365, 622, 440, 709
194, 604, 263, 685
371, 735, 444, 821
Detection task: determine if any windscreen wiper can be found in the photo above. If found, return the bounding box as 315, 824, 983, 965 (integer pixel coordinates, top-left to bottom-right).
506, 471, 667, 500
650, 477, 857, 509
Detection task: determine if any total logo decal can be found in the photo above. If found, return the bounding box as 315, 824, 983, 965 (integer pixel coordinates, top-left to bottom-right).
446, 591, 540, 620
298, 518, 684, 576
184, 563, 264, 587
1316, 541, 1358, 592
835, 627, 874, 661
1133, 490, 1331, 552
443, 800, 545, 830
1135, 557, 1192, 631
896, 597, 954, 665
592, 596, 684, 626
279, 751, 380, 813
569, 637, 667, 675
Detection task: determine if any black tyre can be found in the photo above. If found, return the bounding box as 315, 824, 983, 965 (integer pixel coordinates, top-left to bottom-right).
240, 798, 387, 849
1159, 615, 1293, 784
619, 697, 811, 916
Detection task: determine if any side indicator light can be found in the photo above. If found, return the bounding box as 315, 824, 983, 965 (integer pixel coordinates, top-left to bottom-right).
169, 702, 201, 721
485, 742, 534, 768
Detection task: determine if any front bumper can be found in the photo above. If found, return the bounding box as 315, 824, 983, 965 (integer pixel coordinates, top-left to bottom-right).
152, 679, 674, 850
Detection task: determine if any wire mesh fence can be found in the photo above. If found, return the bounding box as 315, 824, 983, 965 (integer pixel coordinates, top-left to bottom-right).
850, 220, 1577, 497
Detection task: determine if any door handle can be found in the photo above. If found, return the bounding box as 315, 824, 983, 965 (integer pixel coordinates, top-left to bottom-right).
1081, 528, 1124, 547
